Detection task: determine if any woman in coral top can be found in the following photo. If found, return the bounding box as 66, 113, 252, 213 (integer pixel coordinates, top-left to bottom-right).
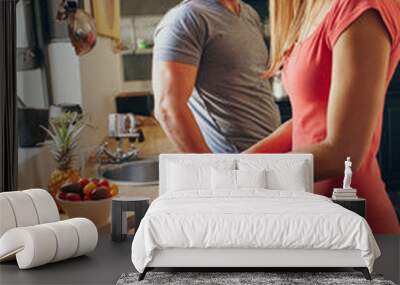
247, 0, 400, 233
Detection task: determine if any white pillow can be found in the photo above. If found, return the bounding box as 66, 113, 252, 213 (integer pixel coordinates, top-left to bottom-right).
211, 168, 267, 191
166, 160, 235, 191
236, 169, 267, 189
211, 168, 236, 190
167, 162, 210, 191
238, 159, 309, 191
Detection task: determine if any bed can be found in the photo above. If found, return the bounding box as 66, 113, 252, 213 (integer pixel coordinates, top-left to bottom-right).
131, 154, 380, 281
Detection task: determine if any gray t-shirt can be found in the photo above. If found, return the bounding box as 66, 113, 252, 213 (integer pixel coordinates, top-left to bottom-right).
154, 0, 281, 153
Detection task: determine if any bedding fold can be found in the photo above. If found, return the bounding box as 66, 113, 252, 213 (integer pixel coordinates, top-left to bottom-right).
131, 190, 380, 273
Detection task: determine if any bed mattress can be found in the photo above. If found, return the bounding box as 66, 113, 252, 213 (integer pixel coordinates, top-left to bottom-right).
131, 190, 380, 273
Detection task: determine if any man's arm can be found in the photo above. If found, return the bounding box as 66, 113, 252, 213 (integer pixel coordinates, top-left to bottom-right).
153, 60, 211, 153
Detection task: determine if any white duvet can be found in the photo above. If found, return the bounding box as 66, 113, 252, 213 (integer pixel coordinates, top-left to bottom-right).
131, 190, 380, 273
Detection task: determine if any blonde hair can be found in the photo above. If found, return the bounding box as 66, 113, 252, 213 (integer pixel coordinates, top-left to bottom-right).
267, 0, 327, 76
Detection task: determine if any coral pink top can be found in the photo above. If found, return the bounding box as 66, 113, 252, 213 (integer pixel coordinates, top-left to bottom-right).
282, 0, 400, 233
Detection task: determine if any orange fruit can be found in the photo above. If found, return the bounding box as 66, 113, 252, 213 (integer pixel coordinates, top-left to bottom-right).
110, 184, 119, 196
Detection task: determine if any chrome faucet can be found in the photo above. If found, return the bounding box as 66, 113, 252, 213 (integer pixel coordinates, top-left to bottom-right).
97, 114, 145, 164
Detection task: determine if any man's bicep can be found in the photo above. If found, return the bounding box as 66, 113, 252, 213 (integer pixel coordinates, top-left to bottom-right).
153, 61, 198, 104
153, 9, 206, 66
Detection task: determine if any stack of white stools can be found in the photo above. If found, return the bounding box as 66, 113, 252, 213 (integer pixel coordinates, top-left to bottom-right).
0, 189, 98, 269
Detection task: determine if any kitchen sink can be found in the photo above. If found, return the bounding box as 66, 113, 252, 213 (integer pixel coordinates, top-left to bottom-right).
99, 158, 159, 186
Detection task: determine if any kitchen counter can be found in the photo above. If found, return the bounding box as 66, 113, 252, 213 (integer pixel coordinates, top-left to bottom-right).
78, 116, 173, 203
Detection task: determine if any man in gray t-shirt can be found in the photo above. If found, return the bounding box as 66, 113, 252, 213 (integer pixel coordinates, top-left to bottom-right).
153, 0, 280, 153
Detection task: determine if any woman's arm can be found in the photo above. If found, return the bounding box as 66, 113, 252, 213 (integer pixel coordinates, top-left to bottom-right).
293, 10, 391, 181
244, 119, 293, 153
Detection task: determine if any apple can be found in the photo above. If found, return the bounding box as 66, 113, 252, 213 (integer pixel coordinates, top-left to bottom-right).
90, 187, 109, 200
83, 193, 92, 201
79, 177, 90, 188
66, 193, 81, 202
91, 178, 100, 185
59, 192, 68, 200
98, 179, 110, 188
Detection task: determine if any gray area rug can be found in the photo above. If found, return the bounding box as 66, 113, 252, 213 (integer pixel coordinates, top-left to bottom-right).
116, 272, 396, 285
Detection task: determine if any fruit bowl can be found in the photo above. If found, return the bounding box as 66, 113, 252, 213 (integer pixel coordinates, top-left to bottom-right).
56, 194, 112, 228
56, 177, 119, 228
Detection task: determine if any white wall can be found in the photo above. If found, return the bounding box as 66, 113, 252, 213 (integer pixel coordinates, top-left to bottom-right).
77, 0, 123, 148
79, 37, 122, 148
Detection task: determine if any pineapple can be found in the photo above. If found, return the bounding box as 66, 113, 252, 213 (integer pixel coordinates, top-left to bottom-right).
42, 112, 84, 203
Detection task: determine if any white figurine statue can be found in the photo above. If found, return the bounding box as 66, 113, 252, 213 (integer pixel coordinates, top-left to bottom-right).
343, 157, 353, 189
